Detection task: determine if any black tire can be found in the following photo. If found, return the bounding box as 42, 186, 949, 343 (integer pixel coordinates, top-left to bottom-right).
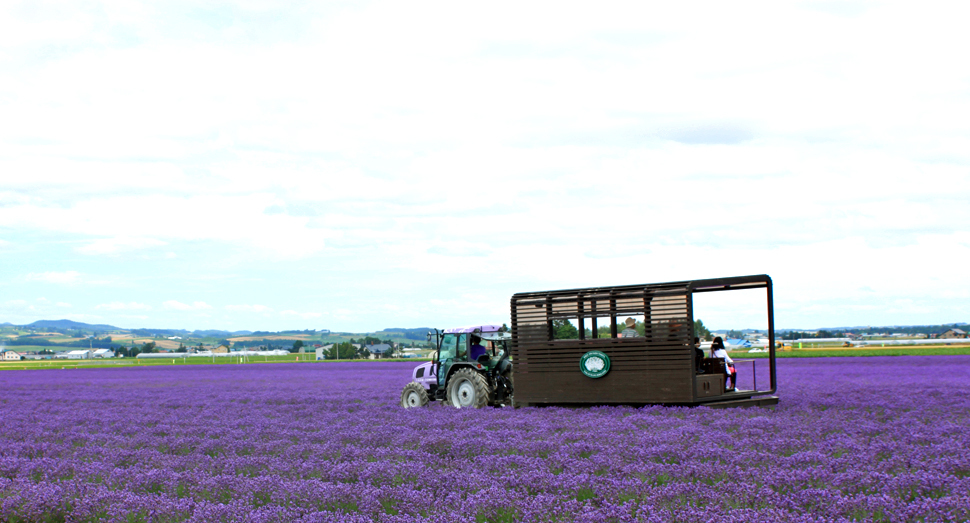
446, 368, 491, 408
401, 382, 430, 408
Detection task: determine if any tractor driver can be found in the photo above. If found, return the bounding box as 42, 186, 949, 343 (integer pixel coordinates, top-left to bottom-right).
469, 335, 487, 361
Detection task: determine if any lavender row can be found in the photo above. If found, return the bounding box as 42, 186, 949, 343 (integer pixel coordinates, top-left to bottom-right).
1, 358, 969, 522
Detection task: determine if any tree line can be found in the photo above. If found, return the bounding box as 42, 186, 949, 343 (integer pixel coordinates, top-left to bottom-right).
5, 337, 118, 349
551, 319, 714, 340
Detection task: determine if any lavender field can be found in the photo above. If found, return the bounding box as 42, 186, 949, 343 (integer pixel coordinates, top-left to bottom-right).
1, 357, 969, 523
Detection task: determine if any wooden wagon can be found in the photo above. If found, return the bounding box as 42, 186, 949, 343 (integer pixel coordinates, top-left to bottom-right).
510, 274, 779, 408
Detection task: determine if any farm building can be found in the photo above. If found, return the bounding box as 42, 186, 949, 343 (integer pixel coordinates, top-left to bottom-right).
315, 345, 333, 360
92, 349, 114, 358
940, 329, 967, 339
61, 350, 93, 360
18, 351, 53, 360
211, 344, 230, 353
2, 349, 23, 361
367, 344, 393, 359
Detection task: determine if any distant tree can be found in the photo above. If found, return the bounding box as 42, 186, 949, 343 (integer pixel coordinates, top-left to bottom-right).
552, 319, 579, 340
332, 342, 357, 359
140, 342, 156, 354
291, 340, 305, 353
726, 330, 744, 339
176, 344, 187, 353
693, 319, 711, 341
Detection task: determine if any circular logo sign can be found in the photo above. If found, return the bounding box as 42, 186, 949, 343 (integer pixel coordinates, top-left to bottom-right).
580, 351, 611, 378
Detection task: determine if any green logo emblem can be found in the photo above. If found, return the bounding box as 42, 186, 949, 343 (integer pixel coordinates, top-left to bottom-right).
580, 351, 610, 378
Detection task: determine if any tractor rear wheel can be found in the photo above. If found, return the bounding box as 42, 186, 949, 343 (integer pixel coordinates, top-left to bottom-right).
446, 368, 491, 408
401, 382, 430, 408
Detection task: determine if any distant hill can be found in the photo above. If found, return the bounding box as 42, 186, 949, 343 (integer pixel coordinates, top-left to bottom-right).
4, 320, 252, 338
27, 319, 120, 332
382, 327, 433, 333
194, 329, 252, 337
130, 328, 252, 338
381, 327, 434, 341
778, 322, 968, 334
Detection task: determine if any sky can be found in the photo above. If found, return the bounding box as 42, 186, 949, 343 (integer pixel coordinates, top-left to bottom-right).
1, 0, 968, 333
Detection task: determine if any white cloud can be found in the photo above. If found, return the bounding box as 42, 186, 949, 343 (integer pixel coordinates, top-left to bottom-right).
1, 1, 969, 330
96, 301, 151, 311
25, 271, 81, 284
2, 299, 28, 308
76, 237, 167, 255
225, 304, 273, 313
162, 300, 213, 311
56, 302, 71, 308
280, 310, 323, 319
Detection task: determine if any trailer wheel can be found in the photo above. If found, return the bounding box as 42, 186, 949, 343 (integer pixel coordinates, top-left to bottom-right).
401, 382, 430, 408
446, 368, 490, 408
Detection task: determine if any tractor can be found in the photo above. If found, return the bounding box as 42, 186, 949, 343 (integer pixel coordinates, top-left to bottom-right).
400, 325, 513, 408
401, 274, 780, 409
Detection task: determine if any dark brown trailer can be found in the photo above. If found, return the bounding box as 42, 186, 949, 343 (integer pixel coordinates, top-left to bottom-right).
510, 274, 779, 408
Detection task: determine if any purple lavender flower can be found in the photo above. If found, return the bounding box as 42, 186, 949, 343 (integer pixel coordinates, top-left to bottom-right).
1, 357, 968, 522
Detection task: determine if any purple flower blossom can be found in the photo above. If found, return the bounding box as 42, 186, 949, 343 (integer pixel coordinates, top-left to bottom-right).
1, 357, 969, 522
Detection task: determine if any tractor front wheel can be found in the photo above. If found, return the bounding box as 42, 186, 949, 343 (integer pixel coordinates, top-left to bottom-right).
446, 368, 491, 408
401, 382, 430, 408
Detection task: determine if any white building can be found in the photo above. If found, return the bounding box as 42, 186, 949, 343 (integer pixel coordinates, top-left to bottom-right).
2, 349, 23, 361
92, 348, 114, 358
317, 344, 335, 360
63, 350, 93, 360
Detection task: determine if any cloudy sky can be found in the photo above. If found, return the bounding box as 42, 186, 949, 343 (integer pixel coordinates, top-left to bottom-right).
1, 1, 968, 332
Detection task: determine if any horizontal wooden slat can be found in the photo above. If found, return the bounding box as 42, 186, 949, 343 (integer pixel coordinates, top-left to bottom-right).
514, 368, 693, 404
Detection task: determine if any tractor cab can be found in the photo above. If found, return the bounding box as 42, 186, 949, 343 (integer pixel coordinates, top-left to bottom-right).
400, 324, 513, 409
435, 325, 510, 385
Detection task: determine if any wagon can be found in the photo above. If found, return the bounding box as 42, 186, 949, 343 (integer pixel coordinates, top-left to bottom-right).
509, 274, 779, 408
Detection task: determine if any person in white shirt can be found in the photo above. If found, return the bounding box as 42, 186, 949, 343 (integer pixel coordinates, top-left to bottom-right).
710, 337, 737, 390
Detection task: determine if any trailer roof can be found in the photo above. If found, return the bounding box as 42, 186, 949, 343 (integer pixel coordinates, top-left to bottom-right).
443, 324, 504, 334
511, 274, 772, 298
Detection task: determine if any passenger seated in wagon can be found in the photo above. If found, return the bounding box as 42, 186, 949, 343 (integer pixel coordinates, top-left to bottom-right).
620, 318, 639, 338
711, 337, 737, 390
